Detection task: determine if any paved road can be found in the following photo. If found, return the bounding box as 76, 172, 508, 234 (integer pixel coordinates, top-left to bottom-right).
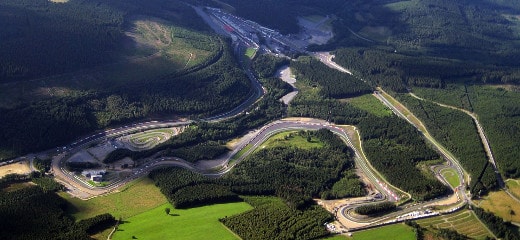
314, 52, 352, 75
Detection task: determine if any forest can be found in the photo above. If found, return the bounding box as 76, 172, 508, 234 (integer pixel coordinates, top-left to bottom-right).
252, 54, 290, 79
411, 85, 520, 180
147, 129, 358, 239
221, 197, 332, 240
0, 178, 115, 240
286, 56, 448, 200
149, 129, 363, 209
280, 0, 520, 93
357, 116, 449, 200
101, 54, 294, 165
290, 56, 373, 99
354, 202, 396, 215
0, 38, 251, 161
397, 94, 497, 194
0, 0, 213, 83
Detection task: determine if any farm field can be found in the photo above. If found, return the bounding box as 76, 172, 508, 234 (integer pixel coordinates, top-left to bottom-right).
60, 177, 167, 220
112, 202, 252, 240
345, 94, 393, 117
416, 210, 493, 239
474, 190, 520, 223
346, 224, 415, 240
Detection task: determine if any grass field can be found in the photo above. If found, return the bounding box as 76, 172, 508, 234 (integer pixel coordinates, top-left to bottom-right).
245, 47, 257, 59
258, 130, 325, 150
112, 202, 252, 240
347, 224, 415, 240
506, 179, 520, 198
440, 168, 460, 189
474, 190, 520, 223
416, 210, 493, 239
60, 177, 167, 220
345, 94, 393, 117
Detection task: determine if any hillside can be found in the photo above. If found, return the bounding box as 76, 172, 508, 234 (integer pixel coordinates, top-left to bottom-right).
0, 0, 252, 160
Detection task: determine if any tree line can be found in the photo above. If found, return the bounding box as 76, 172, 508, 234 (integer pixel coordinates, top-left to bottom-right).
354, 202, 396, 215
473, 207, 520, 240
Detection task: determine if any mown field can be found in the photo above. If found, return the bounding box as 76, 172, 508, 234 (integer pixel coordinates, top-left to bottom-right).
60, 177, 167, 220
416, 210, 493, 239
113, 202, 252, 240
347, 224, 415, 240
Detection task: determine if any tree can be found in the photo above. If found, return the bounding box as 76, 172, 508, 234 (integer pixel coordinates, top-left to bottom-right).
165, 208, 171, 215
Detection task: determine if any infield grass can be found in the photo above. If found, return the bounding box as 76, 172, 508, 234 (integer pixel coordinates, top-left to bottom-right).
440, 168, 460, 189
112, 202, 252, 240
258, 130, 325, 150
